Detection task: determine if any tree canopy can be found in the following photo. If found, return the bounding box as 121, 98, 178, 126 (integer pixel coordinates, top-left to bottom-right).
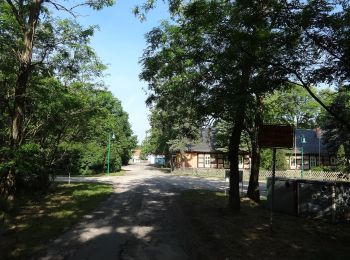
140, 0, 350, 209
0, 0, 136, 199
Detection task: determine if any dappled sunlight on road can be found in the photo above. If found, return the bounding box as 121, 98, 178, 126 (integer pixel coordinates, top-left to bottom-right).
35, 165, 192, 259
36, 163, 270, 259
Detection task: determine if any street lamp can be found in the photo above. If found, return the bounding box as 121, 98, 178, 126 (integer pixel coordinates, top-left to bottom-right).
300, 134, 306, 178
107, 133, 115, 175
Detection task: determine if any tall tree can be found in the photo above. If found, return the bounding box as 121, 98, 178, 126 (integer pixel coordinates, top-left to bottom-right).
321, 87, 350, 175
265, 0, 350, 129
0, 0, 114, 198
142, 91, 202, 164
141, 0, 292, 209
137, 0, 350, 128
264, 84, 321, 128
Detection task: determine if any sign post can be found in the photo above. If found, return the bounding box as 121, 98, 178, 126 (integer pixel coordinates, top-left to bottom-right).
258, 125, 294, 232
270, 148, 276, 232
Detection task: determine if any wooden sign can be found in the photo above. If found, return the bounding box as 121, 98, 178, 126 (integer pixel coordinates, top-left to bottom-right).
258, 125, 294, 148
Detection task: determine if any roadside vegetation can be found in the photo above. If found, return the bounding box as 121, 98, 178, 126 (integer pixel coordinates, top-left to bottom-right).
0, 1, 136, 222
58, 170, 125, 178
179, 190, 350, 259
0, 182, 113, 259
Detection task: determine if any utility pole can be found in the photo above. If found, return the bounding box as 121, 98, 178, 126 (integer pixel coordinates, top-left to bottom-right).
301, 135, 306, 178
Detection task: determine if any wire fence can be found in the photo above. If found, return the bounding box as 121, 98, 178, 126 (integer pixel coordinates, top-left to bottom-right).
173, 168, 350, 182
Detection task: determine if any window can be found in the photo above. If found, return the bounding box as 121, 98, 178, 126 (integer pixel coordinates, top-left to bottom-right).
296, 159, 302, 169
330, 156, 337, 165
290, 156, 296, 168
210, 154, 218, 168
223, 155, 230, 168
310, 156, 316, 168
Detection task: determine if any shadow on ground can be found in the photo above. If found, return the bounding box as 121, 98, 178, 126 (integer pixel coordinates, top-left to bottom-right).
32, 178, 194, 260
26, 176, 350, 260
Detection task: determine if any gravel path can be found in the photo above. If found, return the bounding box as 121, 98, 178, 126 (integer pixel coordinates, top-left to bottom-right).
35, 164, 266, 259
34, 164, 226, 260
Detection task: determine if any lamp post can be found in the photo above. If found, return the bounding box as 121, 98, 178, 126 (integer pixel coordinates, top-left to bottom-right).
301, 134, 306, 178
107, 133, 115, 175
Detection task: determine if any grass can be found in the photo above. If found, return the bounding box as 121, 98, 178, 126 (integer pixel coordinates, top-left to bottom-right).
57, 170, 125, 177
179, 190, 350, 260
0, 182, 113, 259
172, 171, 225, 180
81, 171, 125, 177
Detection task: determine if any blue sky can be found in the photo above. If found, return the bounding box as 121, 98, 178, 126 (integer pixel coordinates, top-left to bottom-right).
73, 1, 169, 144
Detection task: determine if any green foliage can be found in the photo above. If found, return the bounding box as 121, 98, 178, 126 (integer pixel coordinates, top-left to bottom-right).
310, 166, 335, 172
79, 142, 106, 175
0, 0, 135, 196
321, 87, 350, 174
260, 149, 272, 170
260, 149, 287, 171
14, 143, 48, 192
140, 107, 200, 162
264, 85, 322, 128
336, 145, 350, 174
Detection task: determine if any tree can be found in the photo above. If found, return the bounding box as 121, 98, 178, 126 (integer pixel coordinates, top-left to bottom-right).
2, 0, 113, 147
139, 0, 350, 205
264, 84, 321, 128
141, 0, 293, 209
263, 0, 350, 130
260, 149, 288, 171
0, 0, 115, 198
321, 87, 350, 175
141, 104, 201, 165
138, 0, 350, 129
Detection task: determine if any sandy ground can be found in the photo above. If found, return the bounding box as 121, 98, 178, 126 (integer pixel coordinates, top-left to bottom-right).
34, 164, 264, 260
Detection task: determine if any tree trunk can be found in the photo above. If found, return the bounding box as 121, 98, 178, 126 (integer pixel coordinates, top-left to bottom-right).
1, 0, 43, 200
0, 167, 16, 200
228, 64, 251, 210
11, 0, 42, 147
247, 95, 263, 202
247, 137, 261, 202
228, 111, 246, 210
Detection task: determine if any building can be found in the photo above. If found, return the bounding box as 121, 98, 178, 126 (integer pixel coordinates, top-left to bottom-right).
287, 128, 337, 170
131, 149, 141, 163
175, 127, 336, 171
175, 128, 250, 169
148, 154, 166, 166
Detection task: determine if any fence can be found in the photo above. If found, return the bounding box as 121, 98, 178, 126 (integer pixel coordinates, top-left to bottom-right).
260, 170, 349, 182
173, 168, 349, 182
173, 168, 227, 178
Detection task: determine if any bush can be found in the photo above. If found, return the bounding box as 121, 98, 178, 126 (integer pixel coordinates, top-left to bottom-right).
14, 143, 50, 193
260, 149, 287, 171
310, 166, 336, 171
76, 142, 122, 175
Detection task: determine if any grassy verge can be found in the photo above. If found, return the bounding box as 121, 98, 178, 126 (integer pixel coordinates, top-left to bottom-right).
179, 190, 350, 260
57, 170, 125, 177
0, 182, 113, 259
81, 171, 125, 177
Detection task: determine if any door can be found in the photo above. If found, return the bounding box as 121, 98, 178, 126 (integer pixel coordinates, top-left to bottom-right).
204, 154, 211, 168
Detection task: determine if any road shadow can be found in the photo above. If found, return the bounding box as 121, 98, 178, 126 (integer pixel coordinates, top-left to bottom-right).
30, 176, 350, 260
32, 178, 196, 260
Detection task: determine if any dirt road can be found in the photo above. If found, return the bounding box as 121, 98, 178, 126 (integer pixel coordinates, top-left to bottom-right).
35, 164, 229, 260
